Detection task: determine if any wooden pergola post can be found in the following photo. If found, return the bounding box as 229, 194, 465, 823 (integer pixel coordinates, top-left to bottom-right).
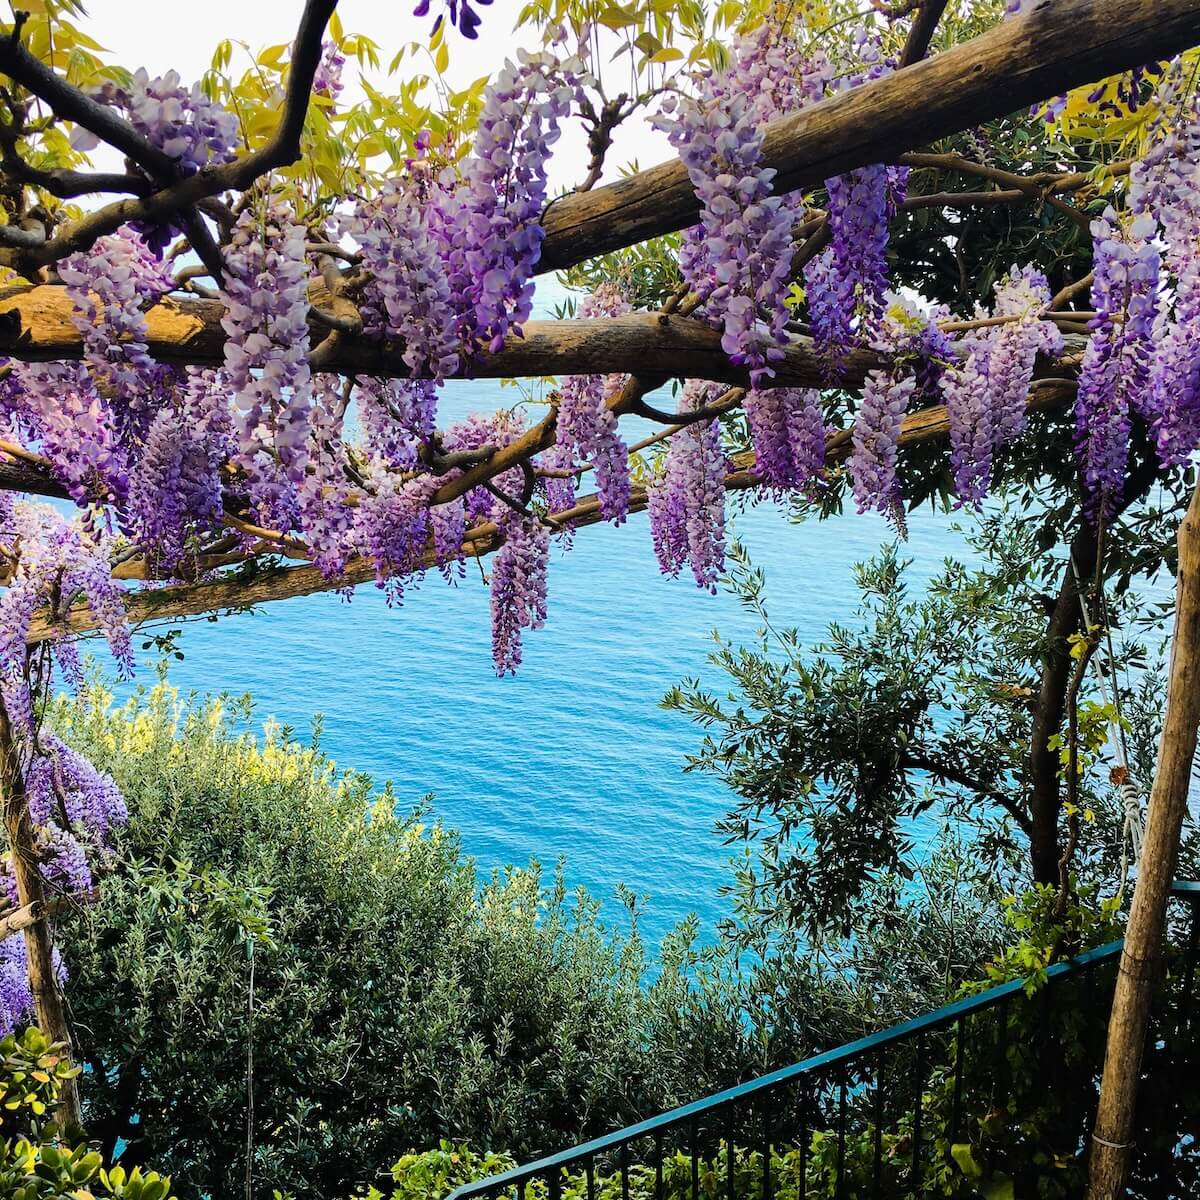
1086, 484, 1200, 1199
0, 696, 82, 1133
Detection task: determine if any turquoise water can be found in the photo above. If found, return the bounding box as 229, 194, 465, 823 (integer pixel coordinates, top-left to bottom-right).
129, 281, 973, 947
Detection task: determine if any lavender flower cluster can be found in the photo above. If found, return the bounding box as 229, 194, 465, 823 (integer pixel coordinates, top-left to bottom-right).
1131, 81, 1200, 469
744, 387, 826, 491
555, 285, 633, 522
648, 381, 727, 591
653, 25, 829, 386
81, 69, 239, 172
0, 504, 132, 1032
59, 225, 174, 403
1074, 211, 1160, 515
490, 512, 549, 675
434, 52, 583, 356
806, 163, 902, 379
850, 366, 915, 522
220, 206, 313, 533
945, 267, 1062, 506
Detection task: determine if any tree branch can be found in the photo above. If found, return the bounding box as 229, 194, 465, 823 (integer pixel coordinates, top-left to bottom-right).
0, 0, 338, 275
901, 750, 1034, 836
899, 0, 950, 67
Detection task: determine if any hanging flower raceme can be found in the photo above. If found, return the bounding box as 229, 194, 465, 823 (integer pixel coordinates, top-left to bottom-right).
0, 506, 132, 737
1074, 208, 1161, 517
343, 51, 582, 370
59, 225, 175, 404
490, 512, 549, 675
648, 381, 727, 591
434, 51, 584, 357
430, 495, 467, 581
345, 174, 461, 385
744, 387, 826, 492
846, 296, 951, 518
942, 267, 1062, 506
220, 204, 313, 533
806, 161, 909, 381
296, 376, 361, 580
6, 361, 129, 505
1131, 82, 1200, 467
849, 366, 915, 525
353, 470, 438, 606
0, 504, 131, 1034
313, 40, 346, 100
555, 285, 633, 523
806, 38, 904, 378
653, 25, 828, 386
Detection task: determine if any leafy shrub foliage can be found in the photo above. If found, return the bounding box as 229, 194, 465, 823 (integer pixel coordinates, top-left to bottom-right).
52, 681, 865, 1199
366, 887, 1200, 1200
0, 1027, 175, 1200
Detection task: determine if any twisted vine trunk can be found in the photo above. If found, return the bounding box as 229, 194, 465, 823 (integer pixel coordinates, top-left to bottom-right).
1027, 457, 1160, 886
0, 698, 82, 1132
1086, 483, 1200, 1199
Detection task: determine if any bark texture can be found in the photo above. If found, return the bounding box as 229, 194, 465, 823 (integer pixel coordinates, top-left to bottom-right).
0, 700, 82, 1131
1086, 484, 1200, 1199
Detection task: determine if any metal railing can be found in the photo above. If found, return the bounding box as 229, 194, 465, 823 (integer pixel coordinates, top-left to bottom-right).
450, 883, 1200, 1200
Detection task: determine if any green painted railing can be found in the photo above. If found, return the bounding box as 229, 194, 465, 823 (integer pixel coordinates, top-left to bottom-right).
450, 883, 1200, 1200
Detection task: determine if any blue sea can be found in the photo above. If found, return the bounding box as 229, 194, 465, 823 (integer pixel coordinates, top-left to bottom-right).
128, 280, 974, 947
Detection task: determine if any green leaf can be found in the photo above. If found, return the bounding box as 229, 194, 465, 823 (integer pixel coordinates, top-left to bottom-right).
981, 1174, 1015, 1200
950, 1143, 982, 1179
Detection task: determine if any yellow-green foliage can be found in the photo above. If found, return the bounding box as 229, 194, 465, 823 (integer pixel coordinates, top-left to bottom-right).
0, 1028, 175, 1200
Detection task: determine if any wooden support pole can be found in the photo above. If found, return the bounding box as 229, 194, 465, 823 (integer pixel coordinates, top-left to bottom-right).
0, 697, 82, 1132
1086, 484, 1200, 1199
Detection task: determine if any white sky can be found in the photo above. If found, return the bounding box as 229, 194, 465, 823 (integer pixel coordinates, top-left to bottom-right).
78, 0, 672, 193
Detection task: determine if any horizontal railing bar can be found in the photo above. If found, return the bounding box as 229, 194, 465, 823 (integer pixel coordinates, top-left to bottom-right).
448, 883, 1200, 1200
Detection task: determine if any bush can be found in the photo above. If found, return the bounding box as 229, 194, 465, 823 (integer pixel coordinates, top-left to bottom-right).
54, 681, 1127, 1199
364, 884, 1199, 1200
51, 681, 787, 1199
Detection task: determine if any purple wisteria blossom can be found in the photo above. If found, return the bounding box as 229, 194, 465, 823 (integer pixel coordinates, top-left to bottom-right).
220, 204, 313, 532
1074, 208, 1161, 515
744, 387, 826, 491
648, 381, 727, 591
849, 368, 915, 522
81, 69, 239, 171
653, 25, 829, 385
59, 225, 174, 399
432, 52, 583, 356
555, 286, 633, 522
940, 267, 1062, 506
1130, 82, 1200, 466
490, 513, 549, 675
314, 40, 346, 99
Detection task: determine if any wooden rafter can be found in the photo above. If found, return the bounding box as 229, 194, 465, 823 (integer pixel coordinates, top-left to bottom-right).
534, 0, 1200, 272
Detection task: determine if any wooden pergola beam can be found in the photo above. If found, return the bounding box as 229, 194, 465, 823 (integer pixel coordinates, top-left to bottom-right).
0, 284, 877, 387
0, 282, 1085, 391
23, 381, 1076, 644
534, 0, 1200, 273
